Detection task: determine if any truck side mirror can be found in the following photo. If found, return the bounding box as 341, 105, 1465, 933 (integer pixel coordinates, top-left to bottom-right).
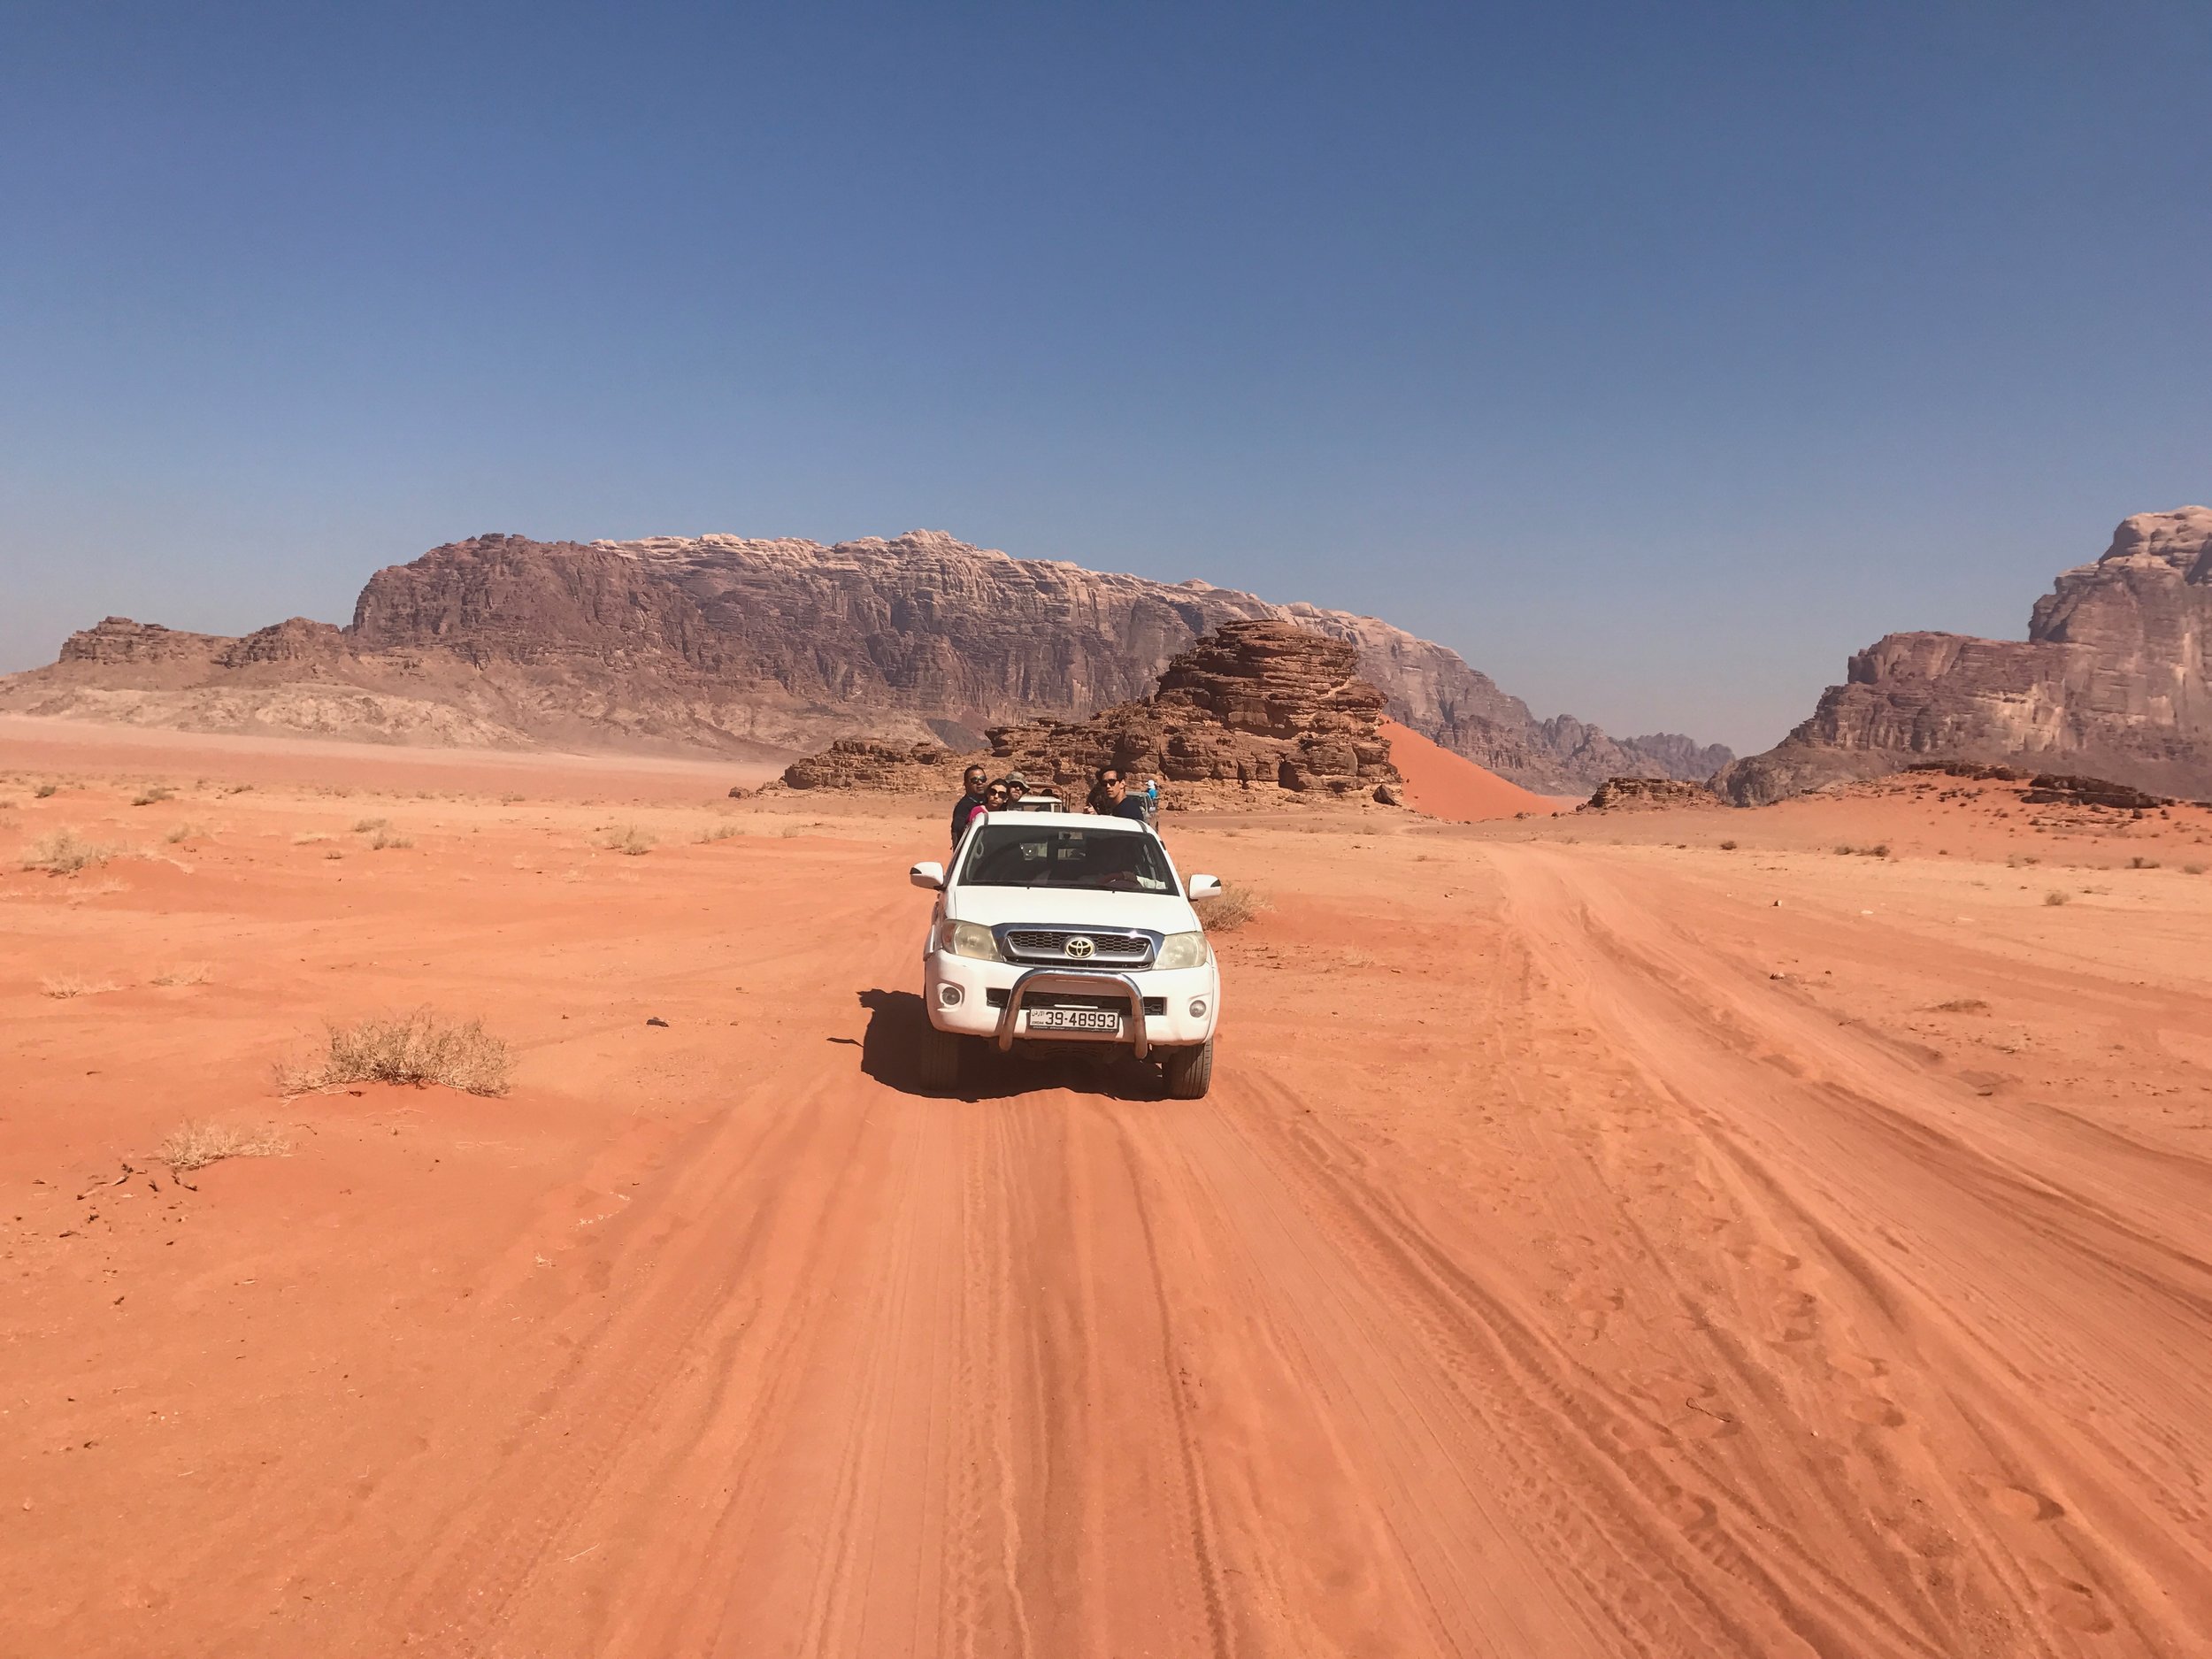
910, 861, 945, 890
1187, 873, 1223, 900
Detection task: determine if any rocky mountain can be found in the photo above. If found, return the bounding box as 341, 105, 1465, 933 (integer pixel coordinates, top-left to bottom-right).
1, 529, 1729, 790
1717, 507, 2212, 803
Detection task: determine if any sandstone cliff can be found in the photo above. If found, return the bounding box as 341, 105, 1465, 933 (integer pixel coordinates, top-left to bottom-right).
2, 530, 1727, 790
1718, 508, 2212, 804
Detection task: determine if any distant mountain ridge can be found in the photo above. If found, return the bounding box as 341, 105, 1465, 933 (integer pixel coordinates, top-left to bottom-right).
0, 529, 1729, 791
1719, 507, 2212, 803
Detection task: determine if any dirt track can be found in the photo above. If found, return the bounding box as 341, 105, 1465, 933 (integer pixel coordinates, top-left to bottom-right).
6, 753, 2212, 1655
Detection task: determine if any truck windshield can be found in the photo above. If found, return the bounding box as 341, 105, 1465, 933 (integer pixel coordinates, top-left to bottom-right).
956, 824, 1176, 892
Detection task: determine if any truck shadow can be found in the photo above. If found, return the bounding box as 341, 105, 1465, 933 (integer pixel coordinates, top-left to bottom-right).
856, 989, 1166, 1102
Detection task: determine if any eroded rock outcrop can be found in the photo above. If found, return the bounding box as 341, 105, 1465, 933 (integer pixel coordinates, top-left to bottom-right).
4, 530, 1726, 787
1580, 776, 1725, 811
1719, 508, 2212, 803
780, 739, 964, 793
984, 619, 1401, 797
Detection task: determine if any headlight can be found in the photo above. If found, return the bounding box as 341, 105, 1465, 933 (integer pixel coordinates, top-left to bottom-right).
937, 919, 1001, 961
1154, 931, 1210, 971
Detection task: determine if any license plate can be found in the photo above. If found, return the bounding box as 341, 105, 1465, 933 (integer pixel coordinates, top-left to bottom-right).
1024, 1007, 1124, 1034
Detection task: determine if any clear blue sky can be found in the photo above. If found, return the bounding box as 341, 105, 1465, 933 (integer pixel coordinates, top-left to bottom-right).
4, 2, 2207, 752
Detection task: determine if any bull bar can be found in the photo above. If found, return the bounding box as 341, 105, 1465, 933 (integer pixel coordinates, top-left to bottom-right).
993, 968, 1151, 1059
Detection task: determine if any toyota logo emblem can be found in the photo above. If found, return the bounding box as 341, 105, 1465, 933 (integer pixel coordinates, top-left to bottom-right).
1064, 935, 1096, 959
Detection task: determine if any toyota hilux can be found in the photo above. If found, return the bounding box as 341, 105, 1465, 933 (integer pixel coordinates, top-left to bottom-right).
908, 811, 1223, 1096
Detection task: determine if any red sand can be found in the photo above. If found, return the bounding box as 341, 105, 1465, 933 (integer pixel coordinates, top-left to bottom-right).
8, 728, 2212, 1655
1379, 717, 1555, 819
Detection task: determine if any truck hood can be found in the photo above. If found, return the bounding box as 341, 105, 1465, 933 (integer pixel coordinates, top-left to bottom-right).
948, 885, 1203, 936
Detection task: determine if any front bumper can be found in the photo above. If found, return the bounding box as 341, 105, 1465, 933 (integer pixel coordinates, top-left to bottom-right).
923, 949, 1220, 1052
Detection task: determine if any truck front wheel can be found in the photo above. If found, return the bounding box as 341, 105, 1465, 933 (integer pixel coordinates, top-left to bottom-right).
918, 1022, 964, 1090
1161, 1038, 1214, 1100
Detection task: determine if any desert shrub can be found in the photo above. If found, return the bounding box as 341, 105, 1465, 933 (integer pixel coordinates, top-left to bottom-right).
1206, 879, 1270, 933
21, 827, 119, 874
131, 785, 174, 806
2044, 889, 2070, 906
151, 963, 211, 987
164, 822, 209, 844
1718, 840, 1738, 850
352, 816, 389, 833
367, 827, 413, 850
157, 1120, 289, 1173
2185, 863, 2207, 876
596, 824, 656, 856
283, 1009, 514, 1096
500, 792, 525, 805
41, 974, 119, 998
1932, 997, 1990, 1014
35, 782, 59, 799
2128, 856, 2161, 869
695, 821, 744, 843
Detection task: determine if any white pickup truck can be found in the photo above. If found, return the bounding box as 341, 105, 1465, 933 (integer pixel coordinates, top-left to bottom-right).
909, 810, 1225, 1097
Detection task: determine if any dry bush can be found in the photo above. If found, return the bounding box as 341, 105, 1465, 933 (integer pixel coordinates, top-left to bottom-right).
597, 825, 656, 856
352, 816, 389, 833
283, 1009, 514, 1096
1932, 997, 1990, 1014
2044, 889, 2071, 907
165, 821, 210, 844
1206, 880, 1270, 933
367, 827, 413, 850
695, 821, 744, 843
41, 974, 119, 998
157, 1120, 289, 1173
2128, 856, 2162, 869
131, 785, 174, 806
151, 963, 211, 987
2185, 863, 2207, 876
35, 782, 60, 799
1718, 840, 1738, 850
222, 782, 254, 795
292, 831, 332, 844
21, 827, 119, 874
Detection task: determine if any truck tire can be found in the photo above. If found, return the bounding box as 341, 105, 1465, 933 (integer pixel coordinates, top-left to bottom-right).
1161, 1038, 1213, 1100
917, 1023, 964, 1090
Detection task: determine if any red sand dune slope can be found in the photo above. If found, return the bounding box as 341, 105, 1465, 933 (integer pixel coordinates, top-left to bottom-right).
1380, 718, 1555, 819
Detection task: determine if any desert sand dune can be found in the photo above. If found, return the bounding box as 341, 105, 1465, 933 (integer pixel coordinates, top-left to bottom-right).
4, 733, 2211, 1655
1380, 716, 1561, 818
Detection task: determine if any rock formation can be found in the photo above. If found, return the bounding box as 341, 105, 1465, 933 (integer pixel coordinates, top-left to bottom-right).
2, 530, 1727, 788
983, 619, 1400, 798
1580, 777, 1724, 811
1718, 508, 2212, 804
780, 739, 965, 794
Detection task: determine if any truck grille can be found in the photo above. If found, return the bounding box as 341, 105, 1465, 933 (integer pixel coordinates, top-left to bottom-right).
998, 928, 1154, 964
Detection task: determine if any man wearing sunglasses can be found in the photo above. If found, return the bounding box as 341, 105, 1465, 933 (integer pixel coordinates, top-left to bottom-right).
951, 764, 991, 846
1090, 765, 1153, 825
